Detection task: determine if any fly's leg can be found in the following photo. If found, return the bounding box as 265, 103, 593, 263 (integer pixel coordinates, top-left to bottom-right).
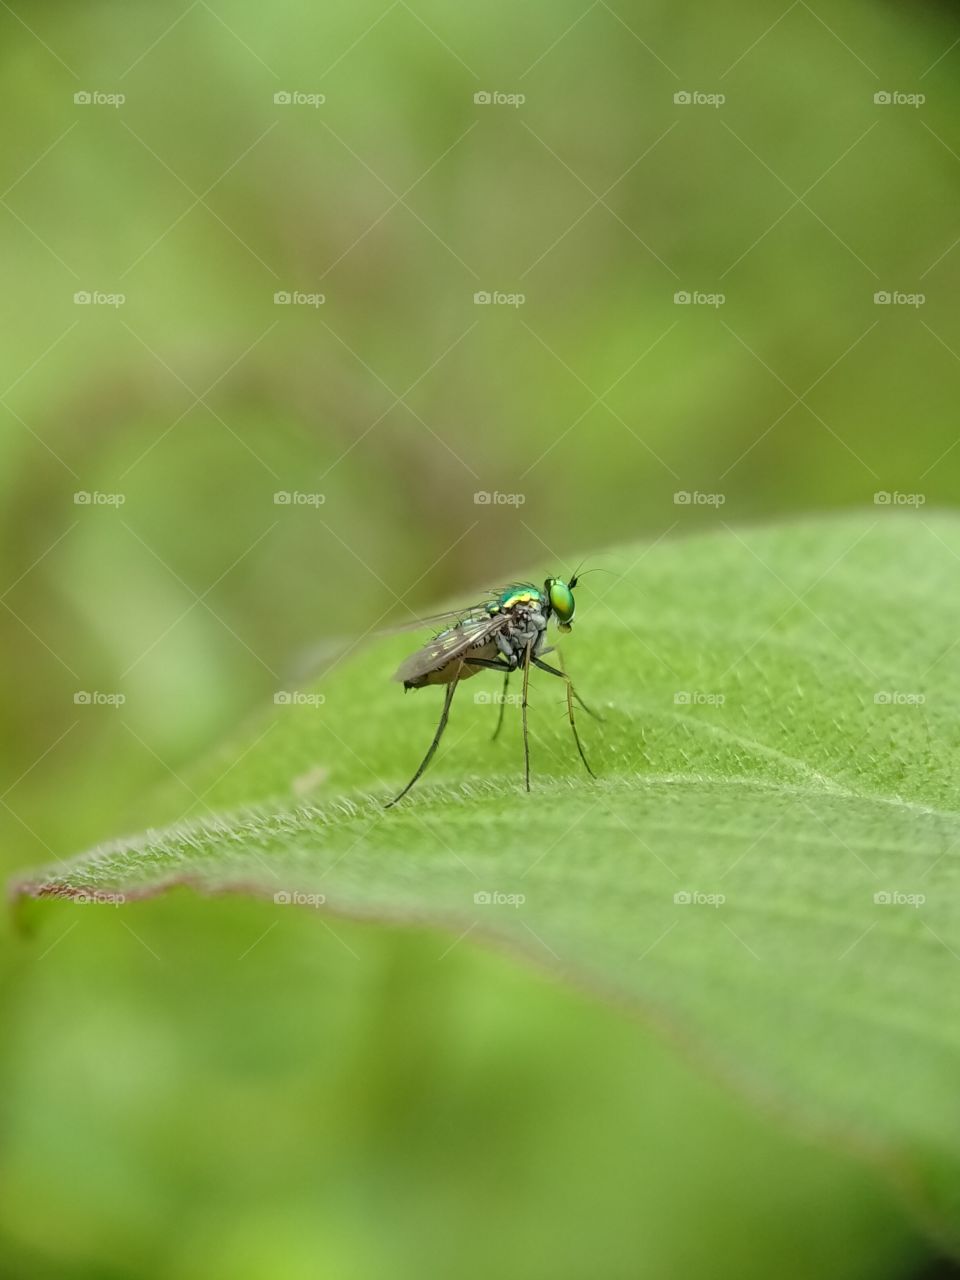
386, 667, 461, 808
521, 640, 533, 792
458, 656, 514, 741
552, 648, 604, 721
493, 670, 510, 741
533, 655, 596, 779
462, 658, 513, 674
492, 630, 516, 742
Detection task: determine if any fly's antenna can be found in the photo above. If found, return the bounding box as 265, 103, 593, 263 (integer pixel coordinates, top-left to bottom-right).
567, 564, 614, 589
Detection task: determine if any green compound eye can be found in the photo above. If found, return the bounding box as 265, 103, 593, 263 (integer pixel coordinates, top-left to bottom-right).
548, 579, 575, 626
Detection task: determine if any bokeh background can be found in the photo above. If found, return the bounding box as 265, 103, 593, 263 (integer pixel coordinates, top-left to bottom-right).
2, 0, 960, 1275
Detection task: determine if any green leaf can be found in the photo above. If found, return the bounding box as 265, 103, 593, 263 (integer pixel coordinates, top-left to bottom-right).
13, 513, 960, 1245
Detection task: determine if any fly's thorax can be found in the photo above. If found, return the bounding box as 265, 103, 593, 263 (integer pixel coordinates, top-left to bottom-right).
498, 585, 543, 612
499, 601, 548, 661
520, 610, 547, 640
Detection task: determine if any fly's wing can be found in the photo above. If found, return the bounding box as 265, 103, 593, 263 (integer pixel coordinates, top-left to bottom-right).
374, 591, 514, 637
376, 603, 490, 638
392, 612, 508, 684
289, 603, 491, 684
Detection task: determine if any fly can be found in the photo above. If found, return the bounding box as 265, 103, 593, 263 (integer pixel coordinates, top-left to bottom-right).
386, 573, 600, 807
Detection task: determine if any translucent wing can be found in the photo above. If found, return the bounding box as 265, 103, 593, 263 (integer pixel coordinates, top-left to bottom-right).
291, 599, 496, 684
378, 582, 539, 638
392, 611, 508, 684
375, 601, 492, 637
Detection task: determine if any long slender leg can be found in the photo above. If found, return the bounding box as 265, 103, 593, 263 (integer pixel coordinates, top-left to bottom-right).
462, 659, 512, 671
547, 650, 601, 721
535, 655, 603, 720
492, 669, 510, 741
521, 640, 533, 791
386, 672, 461, 807
453, 657, 513, 741
533, 656, 596, 779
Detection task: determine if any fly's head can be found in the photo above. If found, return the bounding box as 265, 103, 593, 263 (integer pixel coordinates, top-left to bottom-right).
544, 574, 577, 634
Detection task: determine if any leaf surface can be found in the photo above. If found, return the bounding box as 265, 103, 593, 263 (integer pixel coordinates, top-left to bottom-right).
14, 514, 960, 1241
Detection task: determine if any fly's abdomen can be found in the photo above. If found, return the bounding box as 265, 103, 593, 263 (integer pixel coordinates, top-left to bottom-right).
403, 639, 499, 688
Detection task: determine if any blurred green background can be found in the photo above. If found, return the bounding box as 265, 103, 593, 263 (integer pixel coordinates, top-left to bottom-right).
2, 0, 960, 1274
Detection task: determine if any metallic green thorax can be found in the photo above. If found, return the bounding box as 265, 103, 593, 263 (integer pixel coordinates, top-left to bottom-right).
494, 583, 544, 611
491, 579, 575, 631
